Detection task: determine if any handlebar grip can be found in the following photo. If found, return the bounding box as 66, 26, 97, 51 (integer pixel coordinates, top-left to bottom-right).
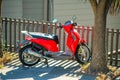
72, 23, 77, 26
57, 23, 62, 28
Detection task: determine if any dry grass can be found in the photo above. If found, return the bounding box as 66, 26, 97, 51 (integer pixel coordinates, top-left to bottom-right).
80, 63, 90, 73
96, 65, 120, 80
0, 51, 17, 68
80, 63, 120, 80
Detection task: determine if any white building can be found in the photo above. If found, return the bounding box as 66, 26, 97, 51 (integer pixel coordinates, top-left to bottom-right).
2, 0, 120, 29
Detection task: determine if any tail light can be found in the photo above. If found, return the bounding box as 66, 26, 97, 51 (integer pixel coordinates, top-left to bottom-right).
25, 35, 32, 40
19, 43, 23, 47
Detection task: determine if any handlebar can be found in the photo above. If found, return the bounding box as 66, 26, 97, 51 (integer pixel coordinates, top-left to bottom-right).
57, 22, 77, 28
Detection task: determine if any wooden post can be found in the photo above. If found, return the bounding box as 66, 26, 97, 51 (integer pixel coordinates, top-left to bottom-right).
77, 26, 80, 33
9, 18, 12, 52
41, 22, 44, 33
36, 21, 39, 32
43, 22, 48, 33
23, 19, 26, 40
106, 28, 109, 62
82, 26, 85, 39
27, 20, 30, 32
59, 28, 61, 50
49, 22, 53, 34
86, 26, 90, 45
32, 21, 35, 32
18, 19, 21, 42
63, 32, 66, 51
14, 18, 16, 51
5, 17, 7, 49
115, 29, 119, 66
54, 23, 57, 35
91, 27, 94, 53
110, 29, 114, 65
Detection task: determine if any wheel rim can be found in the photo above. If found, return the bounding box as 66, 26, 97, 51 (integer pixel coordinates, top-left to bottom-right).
22, 48, 39, 65
78, 45, 89, 62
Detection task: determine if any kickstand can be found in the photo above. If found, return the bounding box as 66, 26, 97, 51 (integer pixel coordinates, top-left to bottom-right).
22, 65, 30, 69
44, 58, 49, 67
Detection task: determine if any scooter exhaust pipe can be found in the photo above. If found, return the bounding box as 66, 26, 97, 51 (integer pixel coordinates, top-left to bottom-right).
27, 49, 73, 60
46, 51, 73, 60
27, 49, 42, 58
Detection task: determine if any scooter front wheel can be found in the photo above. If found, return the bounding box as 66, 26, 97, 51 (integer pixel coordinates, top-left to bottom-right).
75, 44, 91, 64
19, 45, 40, 66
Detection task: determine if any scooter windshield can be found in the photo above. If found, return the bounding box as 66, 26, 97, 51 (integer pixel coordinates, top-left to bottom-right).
64, 20, 72, 26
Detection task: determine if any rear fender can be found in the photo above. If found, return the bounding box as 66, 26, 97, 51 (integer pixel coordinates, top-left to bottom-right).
18, 40, 30, 48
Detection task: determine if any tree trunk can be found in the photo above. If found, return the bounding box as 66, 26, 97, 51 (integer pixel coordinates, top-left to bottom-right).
0, 0, 2, 58
89, 11, 108, 74
88, 0, 113, 74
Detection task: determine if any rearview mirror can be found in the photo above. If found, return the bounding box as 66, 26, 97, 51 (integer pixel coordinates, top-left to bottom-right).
52, 19, 58, 23
72, 16, 77, 22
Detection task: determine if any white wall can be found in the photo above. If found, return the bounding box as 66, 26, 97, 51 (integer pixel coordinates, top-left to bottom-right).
2, 0, 45, 21
53, 0, 94, 26
23, 0, 44, 20
107, 15, 120, 29
2, 0, 23, 18
53, 0, 120, 29
2, 0, 120, 29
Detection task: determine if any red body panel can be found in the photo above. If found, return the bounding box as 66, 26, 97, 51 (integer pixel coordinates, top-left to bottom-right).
63, 25, 80, 54
31, 38, 59, 52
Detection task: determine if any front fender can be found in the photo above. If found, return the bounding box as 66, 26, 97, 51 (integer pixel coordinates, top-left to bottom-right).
80, 39, 86, 44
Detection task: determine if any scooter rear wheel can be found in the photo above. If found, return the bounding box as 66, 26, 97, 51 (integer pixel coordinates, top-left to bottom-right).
75, 44, 91, 64
19, 45, 40, 66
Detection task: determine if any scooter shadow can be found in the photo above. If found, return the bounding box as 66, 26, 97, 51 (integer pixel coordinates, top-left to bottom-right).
1, 59, 83, 80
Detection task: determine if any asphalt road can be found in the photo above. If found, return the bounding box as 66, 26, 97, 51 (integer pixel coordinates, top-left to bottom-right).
0, 59, 96, 80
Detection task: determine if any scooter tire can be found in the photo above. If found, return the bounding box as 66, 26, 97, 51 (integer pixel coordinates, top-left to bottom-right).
19, 45, 40, 66
75, 44, 91, 65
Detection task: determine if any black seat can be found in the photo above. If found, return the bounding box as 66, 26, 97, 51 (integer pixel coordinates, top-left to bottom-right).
29, 32, 59, 44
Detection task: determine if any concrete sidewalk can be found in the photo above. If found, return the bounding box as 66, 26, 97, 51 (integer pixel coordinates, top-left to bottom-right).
0, 59, 96, 80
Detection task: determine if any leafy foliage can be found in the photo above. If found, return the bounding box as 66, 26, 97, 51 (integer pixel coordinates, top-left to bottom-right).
109, 0, 120, 15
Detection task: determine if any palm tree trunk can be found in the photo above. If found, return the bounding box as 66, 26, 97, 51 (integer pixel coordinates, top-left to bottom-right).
90, 10, 108, 74
88, 0, 113, 74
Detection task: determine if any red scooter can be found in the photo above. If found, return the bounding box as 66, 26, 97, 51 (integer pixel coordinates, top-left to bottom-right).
18, 19, 91, 66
